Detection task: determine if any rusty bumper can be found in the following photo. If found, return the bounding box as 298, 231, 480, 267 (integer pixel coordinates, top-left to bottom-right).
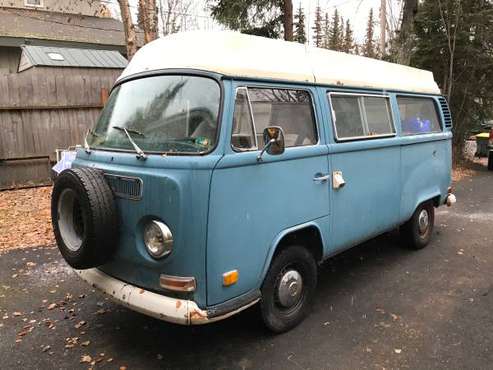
75, 268, 258, 325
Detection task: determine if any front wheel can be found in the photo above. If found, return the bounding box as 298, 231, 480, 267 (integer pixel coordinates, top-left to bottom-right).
260, 245, 317, 333
400, 202, 435, 250
488, 151, 493, 171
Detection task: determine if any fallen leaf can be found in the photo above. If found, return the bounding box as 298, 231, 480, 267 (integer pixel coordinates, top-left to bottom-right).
75, 321, 87, 329
394, 348, 402, 354
47, 303, 57, 310
81, 341, 91, 347
80, 355, 92, 364
42, 345, 51, 352
12, 312, 22, 317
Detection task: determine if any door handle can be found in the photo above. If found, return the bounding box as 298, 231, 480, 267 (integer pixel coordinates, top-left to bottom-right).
313, 173, 330, 183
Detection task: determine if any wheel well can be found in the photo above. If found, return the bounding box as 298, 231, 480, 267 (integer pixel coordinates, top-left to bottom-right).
273, 226, 324, 262
429, 195, 441, 208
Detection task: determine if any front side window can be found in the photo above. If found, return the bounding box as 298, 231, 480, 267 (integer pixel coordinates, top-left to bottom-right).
397, 97, 442, 135
329, 93, 395, 140
87, 75, 221, 154
231, 87, 317, 151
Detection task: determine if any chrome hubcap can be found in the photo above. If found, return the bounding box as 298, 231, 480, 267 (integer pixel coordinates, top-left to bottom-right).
418, 209, 429, 234
277, 269, 303, 308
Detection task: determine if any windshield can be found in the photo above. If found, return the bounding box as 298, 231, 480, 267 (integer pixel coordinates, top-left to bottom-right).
87, 75, 221, 154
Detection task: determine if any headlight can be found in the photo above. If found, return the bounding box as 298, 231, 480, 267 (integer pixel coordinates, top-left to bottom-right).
143, 220, 173, 259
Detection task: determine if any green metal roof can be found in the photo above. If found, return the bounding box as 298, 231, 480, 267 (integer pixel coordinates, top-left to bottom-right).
19, 45, 128, 71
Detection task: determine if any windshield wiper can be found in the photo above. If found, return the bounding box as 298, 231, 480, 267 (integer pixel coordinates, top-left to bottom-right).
113, 126, 147, 160
113, 126, 145, 137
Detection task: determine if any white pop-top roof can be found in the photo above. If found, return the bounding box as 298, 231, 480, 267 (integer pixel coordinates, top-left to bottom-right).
119, 31, 441, 95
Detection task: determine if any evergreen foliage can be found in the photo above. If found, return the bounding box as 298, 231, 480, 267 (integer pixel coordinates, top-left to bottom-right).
363, 8, 377, 58
293, 4, 307, 44
312, 6, 323, 47
411, 0, 493, 159
328, 9, 341, 50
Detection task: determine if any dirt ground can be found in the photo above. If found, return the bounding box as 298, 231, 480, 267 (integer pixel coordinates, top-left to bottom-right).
0, 186, 54, 252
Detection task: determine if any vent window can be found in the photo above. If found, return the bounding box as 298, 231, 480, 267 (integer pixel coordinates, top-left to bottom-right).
438, 97, 453, 128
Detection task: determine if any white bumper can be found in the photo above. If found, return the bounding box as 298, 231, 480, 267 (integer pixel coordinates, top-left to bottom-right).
75, 268, 257, 325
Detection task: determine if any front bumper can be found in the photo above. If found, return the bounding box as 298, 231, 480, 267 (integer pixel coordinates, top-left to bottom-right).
75, 268, 258, 325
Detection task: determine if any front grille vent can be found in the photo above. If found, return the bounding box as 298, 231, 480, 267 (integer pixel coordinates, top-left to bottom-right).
105, 174, 143, 200
438, 97, 453, 128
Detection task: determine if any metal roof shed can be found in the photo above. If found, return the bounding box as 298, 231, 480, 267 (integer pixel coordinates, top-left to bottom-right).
18, 45, 128, 72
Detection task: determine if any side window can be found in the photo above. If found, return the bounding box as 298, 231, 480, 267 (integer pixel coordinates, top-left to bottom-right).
248, 88, 317, 148
397, 97, 442, 135
231, 88, 257, 151
231, 87, 318, 150
329, 93, 395, 141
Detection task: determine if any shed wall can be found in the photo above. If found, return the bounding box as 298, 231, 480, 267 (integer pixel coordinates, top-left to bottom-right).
0, 67, 121, 189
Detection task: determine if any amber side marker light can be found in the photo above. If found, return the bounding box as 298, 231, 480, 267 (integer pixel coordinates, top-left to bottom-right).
223, 270, 239, 287
160, 274, 196, 292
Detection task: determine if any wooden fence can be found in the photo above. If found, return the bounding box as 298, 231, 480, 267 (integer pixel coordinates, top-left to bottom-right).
0, 70, 120, 190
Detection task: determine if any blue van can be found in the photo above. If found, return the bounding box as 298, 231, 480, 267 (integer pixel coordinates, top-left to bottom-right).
51, 31, 456, 332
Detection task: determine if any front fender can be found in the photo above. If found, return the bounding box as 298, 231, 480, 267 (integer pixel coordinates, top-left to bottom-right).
257, 220, 327, 288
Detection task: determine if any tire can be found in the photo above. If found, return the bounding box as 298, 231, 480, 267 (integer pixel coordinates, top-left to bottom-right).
260, 245, 317, 333
51, 168, 118, 269
400, 201, 435, 250
488, 151, 493, 171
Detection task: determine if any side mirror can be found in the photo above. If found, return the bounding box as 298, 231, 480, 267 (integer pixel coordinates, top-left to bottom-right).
257, 126, 285, 162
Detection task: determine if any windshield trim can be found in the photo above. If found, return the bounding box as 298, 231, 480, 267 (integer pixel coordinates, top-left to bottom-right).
91, 69, 224, 157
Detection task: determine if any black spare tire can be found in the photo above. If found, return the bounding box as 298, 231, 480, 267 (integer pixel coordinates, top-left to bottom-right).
51, 168, 118, 269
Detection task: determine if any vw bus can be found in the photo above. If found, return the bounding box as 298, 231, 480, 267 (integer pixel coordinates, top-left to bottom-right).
51, 31, 456, 332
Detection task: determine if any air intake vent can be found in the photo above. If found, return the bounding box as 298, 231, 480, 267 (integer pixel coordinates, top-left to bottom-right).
438, 97, 453, 128
105, 174, 143, 200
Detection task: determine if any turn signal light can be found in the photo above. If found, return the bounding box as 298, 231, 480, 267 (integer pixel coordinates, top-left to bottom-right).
223, 270, 239, 286
160, 274, 196, 292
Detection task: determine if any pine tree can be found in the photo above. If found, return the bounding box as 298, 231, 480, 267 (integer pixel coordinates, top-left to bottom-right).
363, 8, 377, 58
328, 9, 341, 50
312, 6, 323, 47
342, 19, 354, 53
323, 12, 330, 48
293, 4, 307, 43
339, 15, 345, 51
412, 0, 493, 160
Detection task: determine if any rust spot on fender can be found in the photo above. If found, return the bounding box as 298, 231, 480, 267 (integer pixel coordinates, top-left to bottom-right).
139, 289, 145, 294
175, 300, 182, 309
189, 309, 207, 321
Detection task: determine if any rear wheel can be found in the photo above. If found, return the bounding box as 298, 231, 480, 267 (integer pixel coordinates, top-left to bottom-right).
488, 151, 493, 171
400, 202, 435, 250
260, 245, 317, 333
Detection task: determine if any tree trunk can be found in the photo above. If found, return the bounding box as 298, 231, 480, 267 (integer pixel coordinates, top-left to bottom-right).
379, 0, 386, 57
283, 0, 293, 41
118, 0, 138, 60
146, 0, 158, 42
397, 0, 418, 65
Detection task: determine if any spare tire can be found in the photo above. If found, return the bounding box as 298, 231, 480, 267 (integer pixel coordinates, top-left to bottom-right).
51, 168, 118, 269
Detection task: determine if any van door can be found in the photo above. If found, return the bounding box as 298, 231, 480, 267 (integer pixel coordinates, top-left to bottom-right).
206, 83, 330, 306
324, 91, 401, 251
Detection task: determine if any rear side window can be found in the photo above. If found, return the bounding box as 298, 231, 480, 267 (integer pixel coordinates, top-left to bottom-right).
231, 87, 317, 151
329, 93, 395, 141
397, 97, 442, 135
